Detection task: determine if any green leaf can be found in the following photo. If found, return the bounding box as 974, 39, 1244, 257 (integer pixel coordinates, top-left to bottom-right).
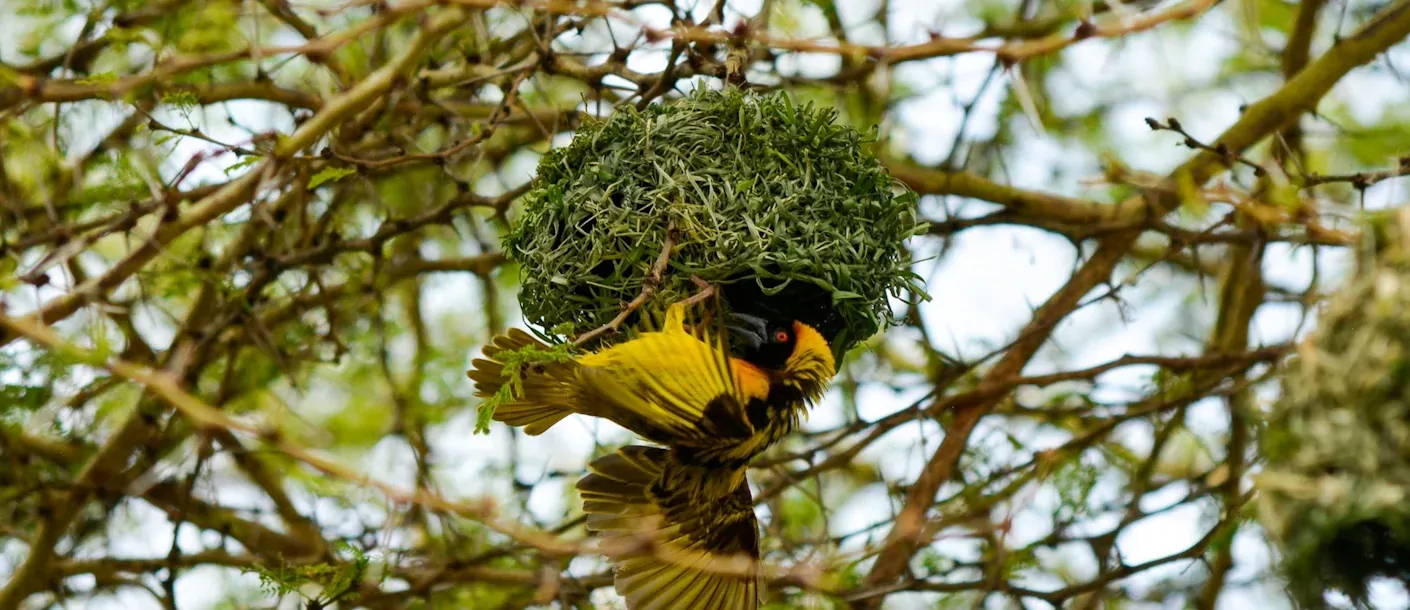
224, 155, 262, 176
161, 90, 200, 111
308, 166, 357, 190
242, 541, 372, 604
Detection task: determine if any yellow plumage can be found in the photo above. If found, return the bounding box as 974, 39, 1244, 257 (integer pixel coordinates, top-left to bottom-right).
467, 303, 771, 448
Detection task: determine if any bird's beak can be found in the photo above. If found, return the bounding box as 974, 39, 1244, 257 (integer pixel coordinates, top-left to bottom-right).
726, 312, 769, 349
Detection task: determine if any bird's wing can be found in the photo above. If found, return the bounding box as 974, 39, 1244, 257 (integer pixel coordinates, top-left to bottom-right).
576, 303, 769, 443
578, 446, 764, 610
466, 328, 578, 435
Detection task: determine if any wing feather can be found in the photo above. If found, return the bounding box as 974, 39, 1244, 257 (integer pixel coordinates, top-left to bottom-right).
576, 302, 767, 443
577, 447, 764, 610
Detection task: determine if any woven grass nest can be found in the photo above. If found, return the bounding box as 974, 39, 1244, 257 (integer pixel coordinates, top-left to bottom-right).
503, 87, 926, 355
1258, 209, 1410, 607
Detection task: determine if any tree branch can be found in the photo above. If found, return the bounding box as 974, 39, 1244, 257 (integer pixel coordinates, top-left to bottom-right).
855, 2, 1410, 602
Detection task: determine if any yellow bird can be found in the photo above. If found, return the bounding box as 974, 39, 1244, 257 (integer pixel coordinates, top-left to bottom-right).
467, 302, 837, 609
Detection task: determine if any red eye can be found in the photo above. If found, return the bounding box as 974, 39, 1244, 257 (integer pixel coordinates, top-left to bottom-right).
774, 330, 790, 343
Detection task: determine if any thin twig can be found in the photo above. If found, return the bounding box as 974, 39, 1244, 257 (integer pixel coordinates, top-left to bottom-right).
676, 275, 717, 308
571, 222, 678, 347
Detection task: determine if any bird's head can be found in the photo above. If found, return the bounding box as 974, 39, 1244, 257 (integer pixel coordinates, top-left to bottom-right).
726, 312, 836, 402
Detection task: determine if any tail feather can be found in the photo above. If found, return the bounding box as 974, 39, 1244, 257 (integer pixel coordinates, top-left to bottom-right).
466, 329, 578, 435
577, 446, 764, 610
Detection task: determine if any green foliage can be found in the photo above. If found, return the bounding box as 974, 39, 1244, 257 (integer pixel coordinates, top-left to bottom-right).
777, 487, 826, 540
174, 1, 243, 55
995, 545, 1039, 580
918, 548, 957, 577
69, 181, 149, 205
473, 340, 576, 434
321, 388, 395, 448
506, 86, 927, 353
0, 384, 52, 426
308, 166, 358, 190
1319, 102, 1410, 171
224, 155, 262, 176
0, 263, 15, 293
246, 541, 372, 605
1052, 454, 1100, 521
160, 90, 200, 112
103, 26, 155, 54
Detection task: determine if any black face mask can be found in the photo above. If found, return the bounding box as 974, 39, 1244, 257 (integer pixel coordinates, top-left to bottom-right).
722, 277, 847, 361
726, 312, 796, 370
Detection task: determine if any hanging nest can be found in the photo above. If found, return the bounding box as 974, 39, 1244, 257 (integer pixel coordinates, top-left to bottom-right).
1258, 208, 1410, 607
502, 87, 926, 355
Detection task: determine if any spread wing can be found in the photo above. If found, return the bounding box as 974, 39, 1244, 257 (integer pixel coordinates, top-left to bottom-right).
578, 446, 764, 610
575, 303, 769, 445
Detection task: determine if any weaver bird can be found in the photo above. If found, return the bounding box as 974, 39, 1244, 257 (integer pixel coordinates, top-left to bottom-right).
467, 302, 835, 465
466, 302, 836, 609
